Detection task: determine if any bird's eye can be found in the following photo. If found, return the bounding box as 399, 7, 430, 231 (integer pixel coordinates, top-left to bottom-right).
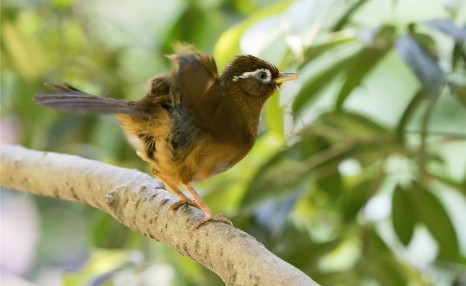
257, 71, 268, 80
233, 68, 271, 82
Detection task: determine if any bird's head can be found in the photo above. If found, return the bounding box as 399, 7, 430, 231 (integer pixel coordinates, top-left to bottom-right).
220, 55, 299, 101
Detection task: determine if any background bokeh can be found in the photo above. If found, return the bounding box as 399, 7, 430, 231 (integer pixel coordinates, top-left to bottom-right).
1, 0, 465, 285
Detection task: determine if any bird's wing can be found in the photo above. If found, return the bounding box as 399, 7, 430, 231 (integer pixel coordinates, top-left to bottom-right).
168, 44, 223, 129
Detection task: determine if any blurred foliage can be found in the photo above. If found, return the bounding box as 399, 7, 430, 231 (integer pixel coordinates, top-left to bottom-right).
1, 0, 466, 285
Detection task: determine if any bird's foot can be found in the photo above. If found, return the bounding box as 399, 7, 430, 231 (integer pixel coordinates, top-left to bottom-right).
170, 198, 201, 210
192, 213, 233, 230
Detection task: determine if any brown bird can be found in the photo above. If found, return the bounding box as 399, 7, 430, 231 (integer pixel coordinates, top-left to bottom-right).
34, 44, 299, 228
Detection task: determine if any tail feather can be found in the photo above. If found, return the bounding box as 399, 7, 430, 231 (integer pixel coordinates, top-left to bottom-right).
34, 83, 150, 117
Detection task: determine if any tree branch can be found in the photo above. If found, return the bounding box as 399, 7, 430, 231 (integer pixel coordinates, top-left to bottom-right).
0, 144, 318, 286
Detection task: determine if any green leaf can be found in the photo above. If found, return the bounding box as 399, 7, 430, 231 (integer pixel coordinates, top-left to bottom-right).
396, 35, 444, 98
359, 235, 409, 286
213, 1, 292, 68
451, 41, 465, 70
300, 35, 357, 67
241, 137, 325, 210
411, 185, 460, 261
2, 21, 48, 80
335, 47, 389, 110
281, 229, 343, 272
64, 249, 137, 286
332, 0, 370, 32
162, 4, 208, 49
449, 83, 466, 107
342, 175, 384, 222
292, 54, 355, 117
316, 170, 343, 201
423, 19, 466, 42
264, 90, 284, 139
319, 111, 389, 138
391, 185, 416, 245
241, 153, 308, 210
395, 89, 425, 144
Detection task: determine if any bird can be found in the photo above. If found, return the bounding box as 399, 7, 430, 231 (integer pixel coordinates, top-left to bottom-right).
34, 44, 299, 229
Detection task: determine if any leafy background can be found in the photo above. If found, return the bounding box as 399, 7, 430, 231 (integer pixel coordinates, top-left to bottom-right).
1, 0, 466, 285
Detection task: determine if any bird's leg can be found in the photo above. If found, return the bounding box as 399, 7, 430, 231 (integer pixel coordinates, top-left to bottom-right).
151, 167, 200, 210
181, 183, 232, 229
167, 184, 201, 210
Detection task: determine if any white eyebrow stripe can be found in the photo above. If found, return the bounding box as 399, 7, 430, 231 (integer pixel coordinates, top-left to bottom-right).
233, 68, 272, 82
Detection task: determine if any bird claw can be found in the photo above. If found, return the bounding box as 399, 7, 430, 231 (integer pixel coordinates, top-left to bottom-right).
170, 198, 200, 210
191, 213, 233, 230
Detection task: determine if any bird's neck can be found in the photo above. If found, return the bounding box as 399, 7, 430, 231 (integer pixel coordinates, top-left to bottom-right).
231, 93, 264, 134
208, 90, 265, 148
226, 89, 267, 141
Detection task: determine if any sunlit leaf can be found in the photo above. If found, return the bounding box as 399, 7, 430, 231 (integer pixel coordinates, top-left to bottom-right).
214, 1, 293, 68
63, 249, 140, 286
2, 21, 48, 80
300, 35, 357, 66
52, 0, 74, 8
335, 47, 390, 110
264, 91, 284, 139
332, 0, 370, 32
396, 36, 444, 98
412, 185, 460, 261
292, 55, 355, 116
391, 185, 416, 245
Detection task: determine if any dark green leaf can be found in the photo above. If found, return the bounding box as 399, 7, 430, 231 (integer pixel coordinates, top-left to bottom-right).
423, 19, 466, 42
357, 230, 410, 286
392, 185, 416, 245
449, 82, 466, 106
319, 111, 389, 137
411, 185, 460, 261
241, 145, 309, 210
292, 54, 355, 117
335, 47, 390, 110
395, 89, 425, 144
300, 35, 357, 66
410, 32, 438, 58
280, 228, 343, 272
332, 0, 370, 32
162, 4, 208, 50
316, 170, 343, 201
342, 175, 384, 222
396, 36, 444, 98
452, 42, 466, 70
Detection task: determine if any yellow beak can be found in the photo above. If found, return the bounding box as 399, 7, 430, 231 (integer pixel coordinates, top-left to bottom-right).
274, 72, 299, 84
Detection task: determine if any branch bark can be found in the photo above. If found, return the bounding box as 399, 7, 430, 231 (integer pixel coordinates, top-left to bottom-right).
0, 144, 318, 286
